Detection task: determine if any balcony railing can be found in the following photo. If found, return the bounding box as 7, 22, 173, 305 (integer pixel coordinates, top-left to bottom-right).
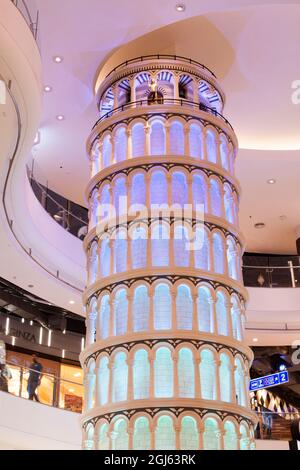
10, 0, 39, 41
3, 362, 83, 413
28, 168, 88, 241
254, 410, 299, 441
105, 54, 217, 79
243, 255, 300, 288
92, 99, 234, 131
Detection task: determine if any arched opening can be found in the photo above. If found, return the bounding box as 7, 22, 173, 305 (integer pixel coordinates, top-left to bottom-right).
176, 285, 193, 330
151, 223, 169, 267
224, 421, 238, 450
113, 418, 129, 450
133, 349, 150, 399
112, 352, 128, 403
154, 347, 173, 397
133, 285, 149, 332
154, 284, 171, 330
178, 348, 195, 397
203, 417, 220, 450
99, 294, 110, 339
131, 225, 147, 269
155, 416, 176, 450
114, 289, 128, 336
133, 417, 151, 450
197, 287, 211, 333
180, 416, 199, 450
216, 291, 228, 336
200, 349, 216, 400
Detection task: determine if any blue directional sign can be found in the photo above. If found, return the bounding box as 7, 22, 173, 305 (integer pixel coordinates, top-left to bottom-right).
249, 371, 289, 392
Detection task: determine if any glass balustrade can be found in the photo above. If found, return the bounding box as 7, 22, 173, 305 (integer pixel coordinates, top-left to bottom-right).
3, 361, 84, 413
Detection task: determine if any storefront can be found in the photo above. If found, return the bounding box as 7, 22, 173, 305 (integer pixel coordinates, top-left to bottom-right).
5, 349, 83, 413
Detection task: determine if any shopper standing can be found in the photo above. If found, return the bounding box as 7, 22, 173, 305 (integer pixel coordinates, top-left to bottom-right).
27, 354, 43, 401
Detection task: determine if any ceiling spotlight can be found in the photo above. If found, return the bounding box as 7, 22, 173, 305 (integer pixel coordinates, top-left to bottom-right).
53, 56, 63, 63
254, 223, 266, 229
69, 300, 75, 305
44, 85, 52, 92
56, 115, 65, 121
253, 338, 258, 343
175, 3, 186, 12
267, 179, 276, 184
74, 372, 81, 378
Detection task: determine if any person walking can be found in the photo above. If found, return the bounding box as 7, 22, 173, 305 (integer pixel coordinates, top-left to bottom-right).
27, 354, 43, 402
0, 363, 12, 393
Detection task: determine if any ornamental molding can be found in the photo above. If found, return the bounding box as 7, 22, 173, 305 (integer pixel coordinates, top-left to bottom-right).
83, 336, 249, 367
85, 273, 246, 305
88, 160, 239, 199
89, 110, 235, 151
85, 217, 242, 251
82, 406, 254, 429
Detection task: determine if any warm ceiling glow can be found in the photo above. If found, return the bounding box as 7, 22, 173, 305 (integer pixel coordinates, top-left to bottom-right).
44, 85, 52, 92
56, 115, 65, 121
267, 179, 276, 184
253, 338, 258, 342
69, 300, 75, 305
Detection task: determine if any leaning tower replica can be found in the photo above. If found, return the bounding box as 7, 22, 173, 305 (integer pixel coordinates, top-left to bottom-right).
81, 56, 257, 450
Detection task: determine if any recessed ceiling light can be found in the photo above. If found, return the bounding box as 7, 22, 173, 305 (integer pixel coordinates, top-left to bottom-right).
56, 115, 65, 121
267, 179, 276, 184
74, 372, 81, 378
44, 85, 52, 92
68, 388, 75, 393
253, 338, 258, 343
175, 3, 186, 12
69, 300, 75, 305
53, 56, 63, 63
254, 223, 266, 229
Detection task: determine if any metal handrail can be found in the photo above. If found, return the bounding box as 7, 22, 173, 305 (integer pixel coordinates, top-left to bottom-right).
93, 99, 233, 131
243, 265, 300, 269
10, 0, 39, 41
6, 361, 83, 387
1, 79, 83, 293
105, 54, 217, 79
28, 169, 88, 227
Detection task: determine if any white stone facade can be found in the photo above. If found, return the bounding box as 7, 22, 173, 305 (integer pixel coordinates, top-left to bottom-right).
81, 56, 257, 450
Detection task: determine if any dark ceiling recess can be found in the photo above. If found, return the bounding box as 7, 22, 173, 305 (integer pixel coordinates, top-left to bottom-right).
251, 346, 300, 410
0, 277, 85, 334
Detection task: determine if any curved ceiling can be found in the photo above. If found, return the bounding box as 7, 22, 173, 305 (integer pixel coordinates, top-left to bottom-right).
31, 0, 300, 253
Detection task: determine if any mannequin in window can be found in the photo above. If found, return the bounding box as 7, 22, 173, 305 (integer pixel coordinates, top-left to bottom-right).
148, 79, 164, 105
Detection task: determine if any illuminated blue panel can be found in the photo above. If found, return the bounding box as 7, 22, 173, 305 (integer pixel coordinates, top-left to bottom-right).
170, 121, 184, 155
180, 417, 199, 450
112, 353, 128, 402
155, 416, 176, 450
154, 347, 173, 397
213, 232, 225, 274
176, 285, 192, 330
133, 349, 150, 399
154, 284, 171, 330
133, 286, 149, 332
152, 223, 169, 267
133, 417, 151, 450
216, 291, 228, 336
178, 348, 195, 397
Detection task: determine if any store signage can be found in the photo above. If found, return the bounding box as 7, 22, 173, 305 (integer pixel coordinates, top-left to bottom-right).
0, 320, 37, 344
249, 371, 289, 391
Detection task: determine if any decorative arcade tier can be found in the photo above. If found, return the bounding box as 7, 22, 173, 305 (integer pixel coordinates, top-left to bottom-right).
81, 56, 257, 450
